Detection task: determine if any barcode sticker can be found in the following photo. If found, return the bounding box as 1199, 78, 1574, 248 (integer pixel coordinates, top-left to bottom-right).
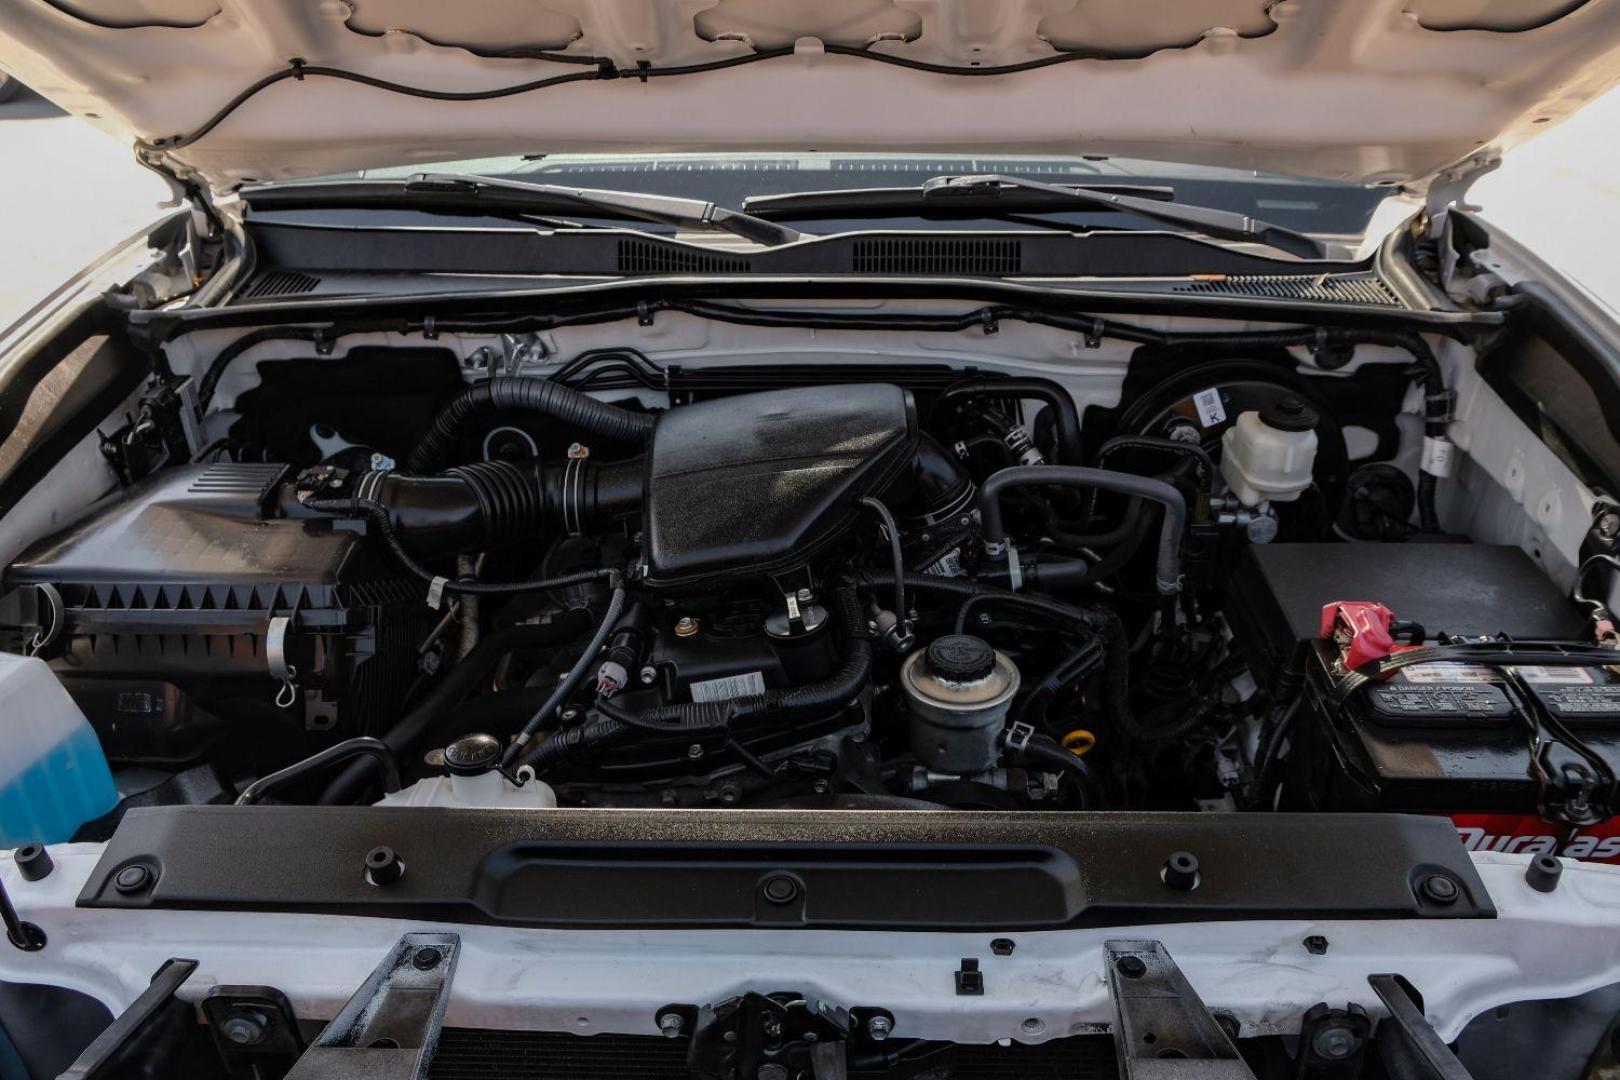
1193, 388, 1227, 427
690, 670, 767, 703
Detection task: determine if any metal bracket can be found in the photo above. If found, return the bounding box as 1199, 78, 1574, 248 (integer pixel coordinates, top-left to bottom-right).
1421, 155, 1500, 240
1368, 974, 1475, 1080
687, 991, 857, 1080
285, 932, 460, 1080
57, 958, 199, 1079
1104, 940, 1257, 1079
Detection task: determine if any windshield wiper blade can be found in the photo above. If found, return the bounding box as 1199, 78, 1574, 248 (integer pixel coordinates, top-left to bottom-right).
405, 174, 803, 247
923, 174, 1325, 259
746, 174, 1324, 259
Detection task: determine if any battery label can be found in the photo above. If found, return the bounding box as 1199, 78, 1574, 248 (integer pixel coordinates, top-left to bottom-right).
1450, 812, 1620, 864
1398, 664, 1596, 684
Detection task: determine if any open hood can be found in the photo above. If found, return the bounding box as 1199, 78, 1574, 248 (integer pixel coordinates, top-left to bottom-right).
2, 0, 1620, 205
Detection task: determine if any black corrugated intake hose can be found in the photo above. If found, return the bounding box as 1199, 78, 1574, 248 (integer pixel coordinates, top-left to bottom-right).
318, 613, 592, 805
324, 457, 643, 558
524, 585, 873, 774
301, 493, 617, 599
977, 466, 1186, 594
408, 376, 657, 472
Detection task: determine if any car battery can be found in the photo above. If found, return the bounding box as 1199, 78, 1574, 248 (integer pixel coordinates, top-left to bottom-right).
1289, 639, 1620, 861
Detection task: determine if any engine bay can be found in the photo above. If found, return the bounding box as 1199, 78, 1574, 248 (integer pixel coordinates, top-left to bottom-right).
2, 310, 1615, 849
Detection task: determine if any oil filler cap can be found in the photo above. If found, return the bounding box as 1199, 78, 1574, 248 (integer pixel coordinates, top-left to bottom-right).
926, 635, 996, 681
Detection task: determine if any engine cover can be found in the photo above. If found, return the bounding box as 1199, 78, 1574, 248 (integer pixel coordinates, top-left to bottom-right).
642, 384, 917, 589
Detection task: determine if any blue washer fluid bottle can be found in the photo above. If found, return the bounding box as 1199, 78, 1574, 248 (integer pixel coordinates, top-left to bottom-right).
0, 652, 117, 846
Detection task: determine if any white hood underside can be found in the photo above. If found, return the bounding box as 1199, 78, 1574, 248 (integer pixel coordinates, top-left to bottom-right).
1, 0, 1619, 195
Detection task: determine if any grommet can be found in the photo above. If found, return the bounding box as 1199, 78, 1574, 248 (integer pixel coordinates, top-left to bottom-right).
1162, 851, 1200, 891
760, 874, 799, 904
113, 865, 152, 894
14, 845, 52, 882
1420, 873, 1459, 905
364, 846, 405, 887
1525, 854, 1563, 893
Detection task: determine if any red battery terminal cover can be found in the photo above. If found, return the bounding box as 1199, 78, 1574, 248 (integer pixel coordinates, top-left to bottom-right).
1320, 601, 1405, 672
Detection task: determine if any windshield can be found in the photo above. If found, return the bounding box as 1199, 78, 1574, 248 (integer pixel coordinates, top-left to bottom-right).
259, 152, 1393, 240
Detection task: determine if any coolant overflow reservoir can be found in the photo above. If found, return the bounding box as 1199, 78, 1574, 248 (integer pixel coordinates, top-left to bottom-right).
1219, 396, 1319, 506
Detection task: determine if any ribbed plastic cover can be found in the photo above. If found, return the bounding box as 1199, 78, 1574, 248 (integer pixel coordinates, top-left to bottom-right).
643, 385, 916, 588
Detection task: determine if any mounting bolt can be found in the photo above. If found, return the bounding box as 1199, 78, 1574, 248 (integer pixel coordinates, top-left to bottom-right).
639, 665, 658, 685
1420, 873, 1459, 905
220, 1013, 267, 1046
1311, 1021, 1359, 1060
657, 1011, 686, 1039
113, 865, 152, 894
1115, 955, 1148, 979
364, 846, 405, 887
675, 616, 700, 637
1526, 854, 1563, 893
687, 743, 705, 760
866, 1015, 892, 1041
14, 845, 52, 882
412, 946, 443, 970
1598, 510, 1620, 540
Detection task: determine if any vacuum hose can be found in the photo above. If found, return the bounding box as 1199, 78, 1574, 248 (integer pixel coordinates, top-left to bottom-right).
977, 466, 1187, 594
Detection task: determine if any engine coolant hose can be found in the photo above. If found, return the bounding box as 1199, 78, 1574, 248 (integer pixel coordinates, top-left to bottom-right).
523, 585, 874, 773
976, 466, 1187, 594
409, 376, 656, 472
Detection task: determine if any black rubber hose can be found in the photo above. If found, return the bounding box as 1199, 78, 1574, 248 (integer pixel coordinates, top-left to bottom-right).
860, 496, 906, 625
239, 736, 399, 806
931, 378, 1084, 465
408, 376, 656, 472
318, 614, 591, 805
526, 586, 873, 773
977, 466, 1186, 594
504, 582, 628, 768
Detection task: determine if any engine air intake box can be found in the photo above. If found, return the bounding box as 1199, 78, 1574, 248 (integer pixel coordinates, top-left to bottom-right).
0, 463, 432, 761
642, 383, 918, 589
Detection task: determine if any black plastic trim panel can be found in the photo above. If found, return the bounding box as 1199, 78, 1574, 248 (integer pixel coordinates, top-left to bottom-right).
79, 807, 1493, 928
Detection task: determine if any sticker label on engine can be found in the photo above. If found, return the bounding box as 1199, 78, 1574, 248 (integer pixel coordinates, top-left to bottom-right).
1192, 387, 1227, 428
689, 670, 766, 703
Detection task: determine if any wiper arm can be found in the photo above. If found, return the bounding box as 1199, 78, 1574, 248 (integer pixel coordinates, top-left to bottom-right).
917, 174, 1326, 259
745, 182, 1178, 218
406, 174, 803, 248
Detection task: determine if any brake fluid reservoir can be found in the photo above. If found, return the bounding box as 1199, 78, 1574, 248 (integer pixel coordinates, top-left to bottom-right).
0, 652, 117, 846
1219, 397, 1319, 505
